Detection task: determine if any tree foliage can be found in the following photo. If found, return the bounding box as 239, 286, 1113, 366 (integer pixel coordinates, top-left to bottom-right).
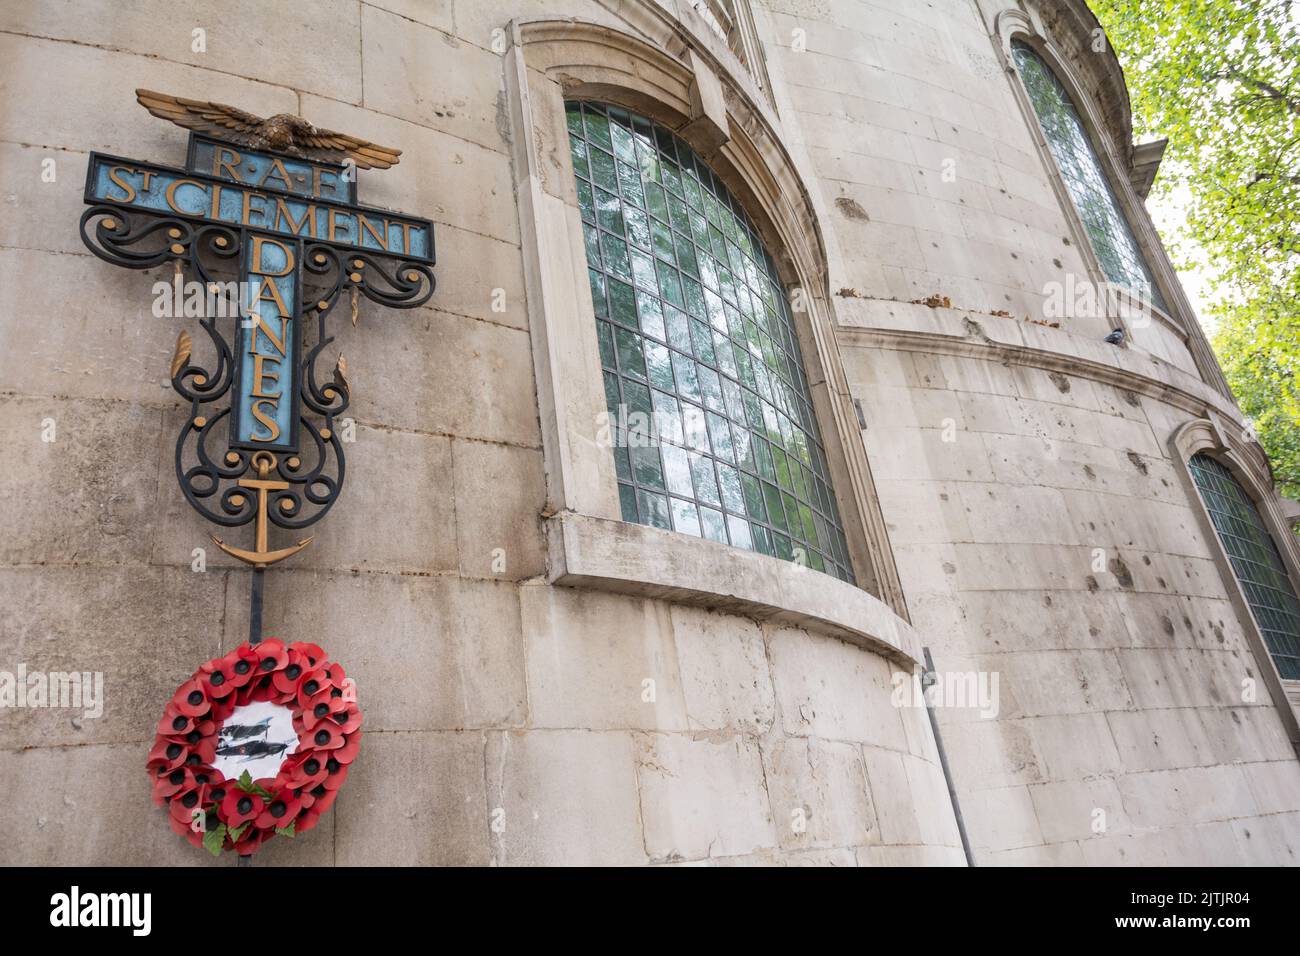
1089, 0, 1300, 494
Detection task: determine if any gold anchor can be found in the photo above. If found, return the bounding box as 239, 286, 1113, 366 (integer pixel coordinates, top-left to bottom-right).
212, 450, 313, 568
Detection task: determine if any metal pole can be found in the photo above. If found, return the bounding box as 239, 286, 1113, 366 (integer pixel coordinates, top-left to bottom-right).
922, 646, 976, 867
249, 568, 265, 646
238, 568, 266, 868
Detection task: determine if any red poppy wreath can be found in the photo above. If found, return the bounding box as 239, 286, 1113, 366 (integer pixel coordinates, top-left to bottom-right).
147, 638, 361, 857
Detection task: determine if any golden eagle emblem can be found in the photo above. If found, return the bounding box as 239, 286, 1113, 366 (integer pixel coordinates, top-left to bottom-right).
135, 89, 402, 170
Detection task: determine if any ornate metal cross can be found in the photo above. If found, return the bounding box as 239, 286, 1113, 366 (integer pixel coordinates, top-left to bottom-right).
80, 91, 435, 590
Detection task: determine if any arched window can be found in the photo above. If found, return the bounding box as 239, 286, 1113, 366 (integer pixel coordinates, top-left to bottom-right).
1189, 453, 1300, 679
1011, 40, 1167, 313
566, 101, 854, 581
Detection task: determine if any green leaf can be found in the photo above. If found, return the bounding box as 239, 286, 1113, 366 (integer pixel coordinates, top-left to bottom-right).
235, 770, 273, 799
203, 823, 228, 857
229, 822, 250, 843
275, 821, 296, 839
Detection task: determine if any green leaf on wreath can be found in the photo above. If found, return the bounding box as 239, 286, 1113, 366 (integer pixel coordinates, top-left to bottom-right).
229, 823, 250, 843
203, 823, 228, 857
276, 821, 296, 839
235, 770, 273, 799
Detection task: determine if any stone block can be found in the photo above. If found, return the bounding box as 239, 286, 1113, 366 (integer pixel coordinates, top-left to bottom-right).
452, 439, 545, 580
0, 142, 90, 256
1116, 765, 1258, 829
0, 395, 164, 568
860, 746, 921, 844
360, 4, 509, 153
522, 584, 688, 731
768, 626, 908, 749
485, 729, 646, 866
964, 785, 1043, 852
335, 730, 488, 865
634, 731, 777, 862
0, 248, 189, 407
1027, 777, 1129, 844
855, 843, 966, 866
1025, 713, 1122, 781
327, 306, 541, 447
762, 736, 876, 850
669, 605, 775, 734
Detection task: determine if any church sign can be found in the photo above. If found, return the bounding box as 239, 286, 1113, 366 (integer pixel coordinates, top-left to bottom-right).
80, 90, 435, 568
81, 90, 435, 858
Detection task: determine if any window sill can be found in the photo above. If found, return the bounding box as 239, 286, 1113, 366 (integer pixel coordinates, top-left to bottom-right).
545, 511, 922, 667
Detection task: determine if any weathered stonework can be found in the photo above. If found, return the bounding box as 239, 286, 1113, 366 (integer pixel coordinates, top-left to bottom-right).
1, 0, 1296, 867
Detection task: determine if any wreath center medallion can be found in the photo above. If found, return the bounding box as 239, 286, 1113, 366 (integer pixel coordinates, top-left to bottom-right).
215, 701, 299, 780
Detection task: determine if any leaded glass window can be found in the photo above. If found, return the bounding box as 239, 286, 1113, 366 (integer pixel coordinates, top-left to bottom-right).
566, 101, 854, 582
1190, 453, 1300, 680
1012, 40, 1167, 312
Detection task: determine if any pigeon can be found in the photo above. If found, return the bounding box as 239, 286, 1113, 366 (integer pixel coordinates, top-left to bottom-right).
1104, 328, 1125, 345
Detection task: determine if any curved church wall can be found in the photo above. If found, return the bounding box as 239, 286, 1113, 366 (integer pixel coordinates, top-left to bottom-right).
763, 0, 1300, 864
0, 0, 962, 866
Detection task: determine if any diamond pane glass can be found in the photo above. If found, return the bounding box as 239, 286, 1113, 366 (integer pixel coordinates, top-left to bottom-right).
1012, 41, 1167, 312
568, 101, 854, 582
1189, 453, 1300, 680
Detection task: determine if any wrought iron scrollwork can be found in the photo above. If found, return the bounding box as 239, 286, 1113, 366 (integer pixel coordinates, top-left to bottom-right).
81, 137, 436, 569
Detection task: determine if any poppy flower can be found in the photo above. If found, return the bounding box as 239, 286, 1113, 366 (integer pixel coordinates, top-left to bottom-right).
157, 704, 196, 738
147, 739, 189, 773
221, 787, 264, 827
333, 707, 363, 735
152, 765, 197, 805
171, 678, 211, 718
206, 779, 230, 807
290, 642, 325, 668
272, 651, 308, 696
295, 667, 334, 707
323, 665, 351, 703
209, 695, 237, 724
282, 753, 329, 790
301, 690, 347, 731
169, 783, 208, 825
223, 646, 260, 689
332, 734, 361, 766
187, 735, 217, 766
233, 827, 271, 856
254, 790, 303, 830
168, 810, 208, 849
295, 786, 339, 833
319, 756, 349, 791
254, 638, 289, 675
199, 657, 240, 700
304, 720, 344, 751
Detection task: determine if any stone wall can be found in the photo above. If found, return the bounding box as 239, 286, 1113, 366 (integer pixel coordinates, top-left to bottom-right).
0, 0, 963, 866
761, 0, 1300, 864
2, 0, 1297, 868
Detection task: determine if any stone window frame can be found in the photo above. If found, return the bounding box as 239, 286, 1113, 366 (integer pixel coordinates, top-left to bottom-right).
1171, 416, 1300, 747
990, 5, 1228, 395
501, 12, 918, 668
